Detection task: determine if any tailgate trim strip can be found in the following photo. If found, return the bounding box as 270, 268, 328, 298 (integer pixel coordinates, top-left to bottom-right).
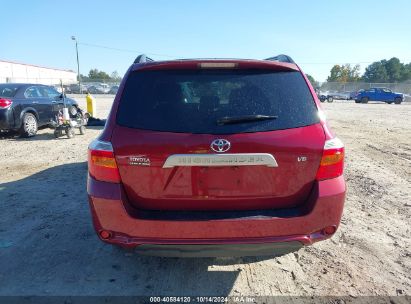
162, 153, 278, 168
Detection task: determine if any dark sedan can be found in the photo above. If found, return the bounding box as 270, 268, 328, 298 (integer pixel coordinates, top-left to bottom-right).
0, 83, 78, 137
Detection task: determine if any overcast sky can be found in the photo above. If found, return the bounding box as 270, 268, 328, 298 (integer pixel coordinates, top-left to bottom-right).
1, 0, 411, 81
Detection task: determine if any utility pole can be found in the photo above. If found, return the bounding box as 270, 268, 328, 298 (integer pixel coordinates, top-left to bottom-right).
71, 36, 82, 93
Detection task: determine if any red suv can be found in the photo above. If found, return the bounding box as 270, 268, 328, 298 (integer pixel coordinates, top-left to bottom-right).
87, 54, 345, 257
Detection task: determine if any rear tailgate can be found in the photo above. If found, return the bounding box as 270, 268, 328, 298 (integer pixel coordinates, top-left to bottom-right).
112, 124, 324, 211
112, 66, 323, 211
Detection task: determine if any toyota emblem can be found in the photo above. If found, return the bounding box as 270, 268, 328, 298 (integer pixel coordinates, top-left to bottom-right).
210, 139, 231, 153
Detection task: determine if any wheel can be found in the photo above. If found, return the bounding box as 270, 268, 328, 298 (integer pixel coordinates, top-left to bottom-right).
394, 97, 402, 104
79, 125, 86, 135
53, 129, 61, 138
327, 96, 333, 103
65, 127, 75, 138
361, 97, 369, 103
20, 113, 38, 137
84, 112, 91, 120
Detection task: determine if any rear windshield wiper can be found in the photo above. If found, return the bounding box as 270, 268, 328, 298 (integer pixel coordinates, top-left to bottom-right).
216, 115, 278, 126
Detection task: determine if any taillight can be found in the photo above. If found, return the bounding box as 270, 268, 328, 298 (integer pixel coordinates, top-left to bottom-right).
316, 137, 344, 180
88, 139, 120, 183
0, 98, 12, 109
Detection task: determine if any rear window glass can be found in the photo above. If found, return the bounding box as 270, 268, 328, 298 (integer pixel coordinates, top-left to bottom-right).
117, 69, 319, 134
0, 84, 19, 98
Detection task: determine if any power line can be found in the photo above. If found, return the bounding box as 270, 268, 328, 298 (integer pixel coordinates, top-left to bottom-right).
76, 42, 411, 65
77, 42, 177, 58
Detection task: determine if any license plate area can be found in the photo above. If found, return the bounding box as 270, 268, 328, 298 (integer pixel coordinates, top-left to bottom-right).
163, 153, 278, 168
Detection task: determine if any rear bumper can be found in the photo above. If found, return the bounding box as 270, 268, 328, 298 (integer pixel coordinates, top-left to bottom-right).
135, 242, 303, 257
0, 108, 14, 130
87, 175, 346, 255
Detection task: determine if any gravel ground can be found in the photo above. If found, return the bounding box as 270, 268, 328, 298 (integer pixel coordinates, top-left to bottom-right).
0, 96, 410, 297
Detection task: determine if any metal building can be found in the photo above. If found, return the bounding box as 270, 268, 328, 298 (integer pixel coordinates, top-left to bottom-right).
0, 60, 77, 85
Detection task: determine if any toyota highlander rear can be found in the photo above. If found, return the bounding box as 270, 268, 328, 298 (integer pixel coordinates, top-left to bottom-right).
87, 54, 346, 257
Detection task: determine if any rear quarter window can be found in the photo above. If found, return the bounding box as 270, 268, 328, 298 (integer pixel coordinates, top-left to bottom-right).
0, 84, 19, 98
117, 69, 319, 134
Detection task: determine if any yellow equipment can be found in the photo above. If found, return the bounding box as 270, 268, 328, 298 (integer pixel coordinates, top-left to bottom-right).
86, 93, 97, 118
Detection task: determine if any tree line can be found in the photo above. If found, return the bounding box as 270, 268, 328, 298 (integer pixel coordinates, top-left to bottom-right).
82, 60, 411, 85
80, 69, 122, 82
307, 57, 411, 86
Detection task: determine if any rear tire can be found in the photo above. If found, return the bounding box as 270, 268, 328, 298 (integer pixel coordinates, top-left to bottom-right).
394, 97, 402, 104
66, 128, 75, 138
20, 113, 38, 137
53, 129, 61, 138
361, 97, 369, 103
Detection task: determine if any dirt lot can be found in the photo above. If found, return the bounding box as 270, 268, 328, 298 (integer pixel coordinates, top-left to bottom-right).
0, 96, 410, 297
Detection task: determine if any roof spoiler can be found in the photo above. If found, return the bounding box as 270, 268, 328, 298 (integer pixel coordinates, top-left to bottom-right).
134, 54, 154, 64
264, 54, 295, 64
133, 54, 295, 64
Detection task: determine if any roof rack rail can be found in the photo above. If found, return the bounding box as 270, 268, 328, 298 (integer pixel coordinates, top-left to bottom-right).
134, 54, 154, 64
265, 54, 295, 64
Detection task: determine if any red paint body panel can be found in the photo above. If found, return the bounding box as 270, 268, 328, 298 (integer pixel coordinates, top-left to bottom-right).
89, 58, 346, 252
133, 59, 299, 72
111, 124, 325, 211
87, 175, 345, 246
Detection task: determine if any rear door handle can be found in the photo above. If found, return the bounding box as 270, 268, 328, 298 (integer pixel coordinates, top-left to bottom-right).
32, 101, 39, 104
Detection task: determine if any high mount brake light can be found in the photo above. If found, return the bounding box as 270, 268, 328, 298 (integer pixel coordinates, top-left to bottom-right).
0, 99, 12, 109
88, 139, 120, 183
316, 137, 344, 181
199, 62, 238, 69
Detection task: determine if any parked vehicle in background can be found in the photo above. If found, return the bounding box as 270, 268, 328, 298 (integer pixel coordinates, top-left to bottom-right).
86, 86, 103, 94
87, 54, 346, 257
355, 87, 403, 104
68, 84, 88, 94
87, 84, 110, 94
98, 83, 110, 93
0, 83, 79, 137
349, 90, 363, 100
318, 92, 333, 103
109, 85, 119, 95
329, 91, 350, 100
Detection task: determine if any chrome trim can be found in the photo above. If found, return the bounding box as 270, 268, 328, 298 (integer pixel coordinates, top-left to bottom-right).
324, 137, 344, 149
88, 139, 113, 151
162, 153, 278, 168
210, 139, 231, 153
